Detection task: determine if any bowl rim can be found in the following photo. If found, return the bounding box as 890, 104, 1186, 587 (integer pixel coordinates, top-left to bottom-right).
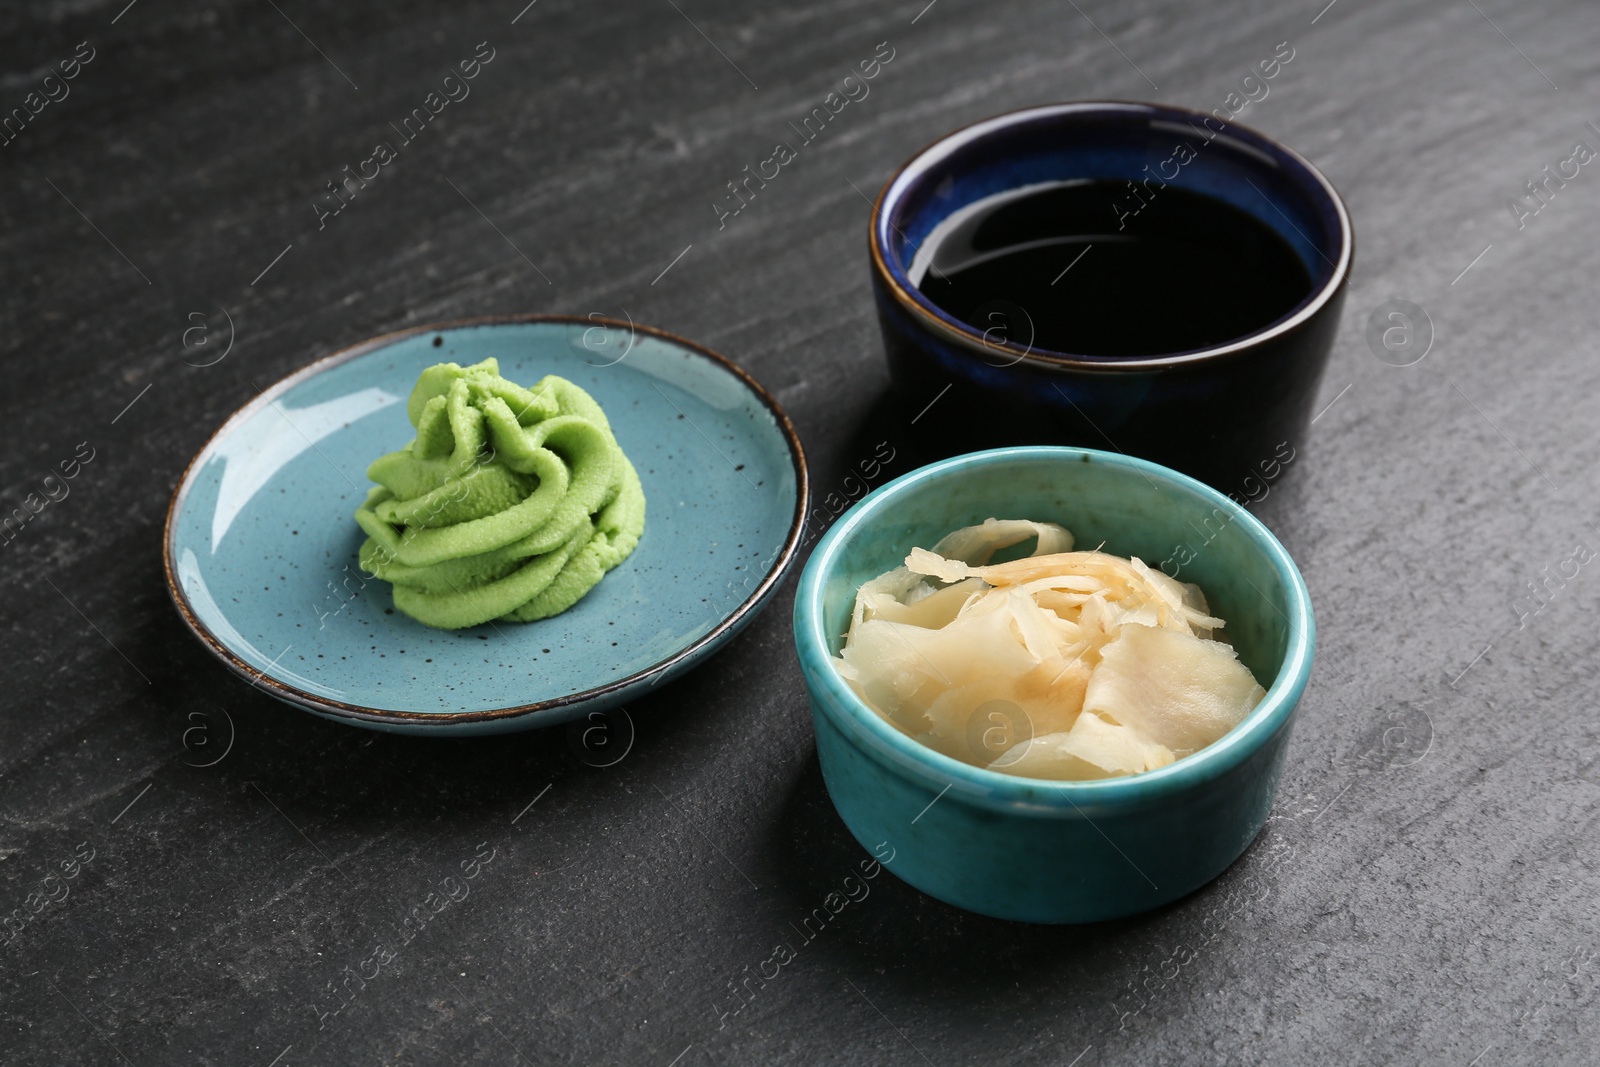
794, 445, 1315, 813
868, 100, 1354, 371
163, 313, 810, 729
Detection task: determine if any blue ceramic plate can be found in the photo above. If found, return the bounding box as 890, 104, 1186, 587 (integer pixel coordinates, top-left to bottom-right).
164, 316, 808, 735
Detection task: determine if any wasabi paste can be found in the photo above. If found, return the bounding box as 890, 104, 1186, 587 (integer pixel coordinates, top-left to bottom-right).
354, 358, 644, 629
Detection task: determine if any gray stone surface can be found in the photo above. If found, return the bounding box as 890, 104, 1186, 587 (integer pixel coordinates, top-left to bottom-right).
2, 0, 1597, 1063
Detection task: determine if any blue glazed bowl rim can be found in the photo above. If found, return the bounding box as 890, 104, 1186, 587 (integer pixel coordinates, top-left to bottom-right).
869, 100, 1354, 371
795, 446, 1316, 813
162, 314, 810, 731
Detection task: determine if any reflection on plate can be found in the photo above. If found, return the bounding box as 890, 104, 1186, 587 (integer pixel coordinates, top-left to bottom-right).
164, 316, 808, 735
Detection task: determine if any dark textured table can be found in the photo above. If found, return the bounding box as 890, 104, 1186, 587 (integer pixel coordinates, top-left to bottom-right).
3, 0, 1598, 1063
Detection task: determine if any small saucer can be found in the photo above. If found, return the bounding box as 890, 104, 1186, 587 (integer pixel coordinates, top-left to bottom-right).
164, 315, 808, 734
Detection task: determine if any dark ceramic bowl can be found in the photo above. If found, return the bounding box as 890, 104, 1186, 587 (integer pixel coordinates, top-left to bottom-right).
869, 101, 1352, 492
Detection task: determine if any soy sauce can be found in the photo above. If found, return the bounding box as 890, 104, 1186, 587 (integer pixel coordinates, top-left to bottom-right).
912, 179, 1313, 358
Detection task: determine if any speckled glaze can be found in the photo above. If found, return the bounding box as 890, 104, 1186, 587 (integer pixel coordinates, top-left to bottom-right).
870, 102, 1352, 491
164, 316, 807, 735
793, 447, 1314, 923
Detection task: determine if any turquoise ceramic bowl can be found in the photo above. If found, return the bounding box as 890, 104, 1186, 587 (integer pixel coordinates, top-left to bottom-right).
793, 446, 1314, 923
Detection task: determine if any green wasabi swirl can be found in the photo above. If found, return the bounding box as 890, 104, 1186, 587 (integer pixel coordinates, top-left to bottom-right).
354, 358, 645, 630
